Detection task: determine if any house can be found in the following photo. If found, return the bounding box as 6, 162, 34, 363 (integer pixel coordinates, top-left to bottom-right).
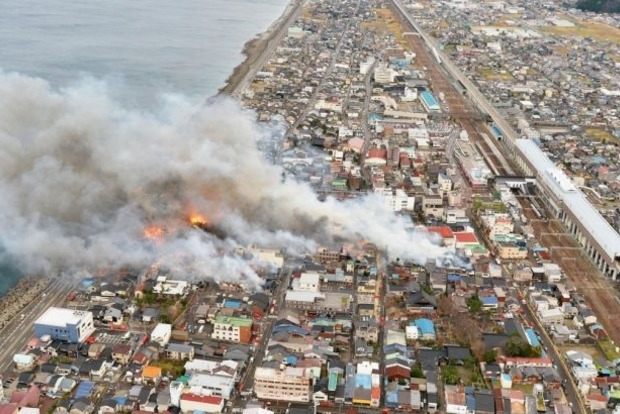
413, 318, 436, 340
112, 344, 133, 365
166, 343, 194, 361
406, 292, 437, 313
385, 365, 411, 381
142, 308, 160, 323
444, 346, 471, 364
141, 366, 162, 385
538, 308, 564, 326
150, 324, 172, 346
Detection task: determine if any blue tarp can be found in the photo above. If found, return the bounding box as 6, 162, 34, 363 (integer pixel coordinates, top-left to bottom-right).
75, 381, 95, 398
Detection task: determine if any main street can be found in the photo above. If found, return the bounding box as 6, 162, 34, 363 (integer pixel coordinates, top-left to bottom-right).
0, 276, 76, 374
226, 265, 293, 412
517, 285, 584, 414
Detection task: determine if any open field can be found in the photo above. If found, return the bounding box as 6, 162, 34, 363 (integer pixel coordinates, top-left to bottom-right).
478, 67, 514, 81
586, 128, 619, 143
539, 21, 620, 45
363, 8, 410, 48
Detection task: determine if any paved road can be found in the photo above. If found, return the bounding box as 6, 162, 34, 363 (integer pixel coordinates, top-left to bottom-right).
359, 59, 378, 167
227, 265, 293, 411
0, 276, 76, 373
516, 286, 583, 414
230, 0, 305, 98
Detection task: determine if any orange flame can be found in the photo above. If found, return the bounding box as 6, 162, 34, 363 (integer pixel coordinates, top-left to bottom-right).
144, 226, 164, 240
189, 214, 208, 226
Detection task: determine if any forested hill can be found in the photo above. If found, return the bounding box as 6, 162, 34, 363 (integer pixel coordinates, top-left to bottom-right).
576, 0, 620, 13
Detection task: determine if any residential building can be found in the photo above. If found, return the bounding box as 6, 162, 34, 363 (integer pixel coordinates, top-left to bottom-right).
381, 188, 415, 212
211, 316, 253, 344
34, 308, 95, 343
151, 323, 172, 346
254, 367, 312, 402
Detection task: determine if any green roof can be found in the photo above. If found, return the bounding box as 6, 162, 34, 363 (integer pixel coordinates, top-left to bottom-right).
214, 316, 253, 327
328, 371, 339, 392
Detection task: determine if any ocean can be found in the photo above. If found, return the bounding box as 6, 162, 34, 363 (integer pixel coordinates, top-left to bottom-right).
0, 0, 290, 107
0, 0, 291, 295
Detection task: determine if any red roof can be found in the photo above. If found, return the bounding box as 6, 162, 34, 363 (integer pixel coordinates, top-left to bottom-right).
454, 232, 478, 244
367, 148, 388, 160
427, 226, 454, 239
587, 394, 608, 402
385, 365, 411, 380
0, 403, 18, 414
181, 394, 223, 405
371, 387, 381, 400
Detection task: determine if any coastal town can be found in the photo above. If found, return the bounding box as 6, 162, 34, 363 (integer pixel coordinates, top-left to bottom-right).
1, 0, 620, 413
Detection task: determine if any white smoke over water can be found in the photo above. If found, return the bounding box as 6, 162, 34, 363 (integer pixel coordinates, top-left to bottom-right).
0, 72, 457, 289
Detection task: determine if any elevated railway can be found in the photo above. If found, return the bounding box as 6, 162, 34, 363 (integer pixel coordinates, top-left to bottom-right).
389, 0, 620, 346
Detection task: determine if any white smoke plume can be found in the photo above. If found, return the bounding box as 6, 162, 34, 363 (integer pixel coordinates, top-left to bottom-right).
0, 72, 453, 289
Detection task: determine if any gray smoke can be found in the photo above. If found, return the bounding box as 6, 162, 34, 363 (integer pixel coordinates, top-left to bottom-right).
0, 72, 452, 289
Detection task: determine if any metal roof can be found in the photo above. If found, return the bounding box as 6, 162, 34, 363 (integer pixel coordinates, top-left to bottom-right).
516, 139, 620, 261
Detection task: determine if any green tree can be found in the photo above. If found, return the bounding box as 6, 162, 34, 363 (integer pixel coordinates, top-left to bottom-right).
467, 295, 483, 313
484, 349, 497, 364
411, 364, 425, 379
442, 364, 460, 385
504, 337, 541, 358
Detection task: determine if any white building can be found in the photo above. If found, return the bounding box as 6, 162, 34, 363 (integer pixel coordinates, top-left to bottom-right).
402, 87, 418, 102
151, 323, 172, 346
188, 372, 235, 399
405, 325, 419, 340
374, 64, 395, 84
34, 307, 95, 343
254, 367, 312, 402
295, 273, 320, 292
153, 277, 189, 296
381, 188, 415, 212
247, 246, 284, 269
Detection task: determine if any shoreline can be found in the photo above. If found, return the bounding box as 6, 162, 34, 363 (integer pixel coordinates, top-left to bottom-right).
218, 0, 303, 98
0, 0, 303, 338
0, 276, 48, 330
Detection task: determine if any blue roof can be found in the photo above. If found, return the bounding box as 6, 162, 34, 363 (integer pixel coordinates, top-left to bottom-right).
447, 274, 462, 282
420, 91, 440, 108
386, 390, 399, 405
285, 355, 298, 365
273, 325, 308, 336
414, 318, 435, 335
466, 395, 476, 411
355, 374, 372, 389
482, 296, 499, 305
223, 299, 242, 309
75, 381, 95, 398
525, 328, 541, 347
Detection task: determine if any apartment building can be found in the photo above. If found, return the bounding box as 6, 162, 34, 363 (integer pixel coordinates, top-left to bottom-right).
211, 316, 252, 344
254, 367, 312, 402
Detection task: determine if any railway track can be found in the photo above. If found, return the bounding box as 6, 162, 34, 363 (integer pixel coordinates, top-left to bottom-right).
520, 200, 620, 345
390, 8, 512, 177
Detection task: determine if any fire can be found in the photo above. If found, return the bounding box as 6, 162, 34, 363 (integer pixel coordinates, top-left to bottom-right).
143, 226, 164, 240
189, 214, 208, 226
